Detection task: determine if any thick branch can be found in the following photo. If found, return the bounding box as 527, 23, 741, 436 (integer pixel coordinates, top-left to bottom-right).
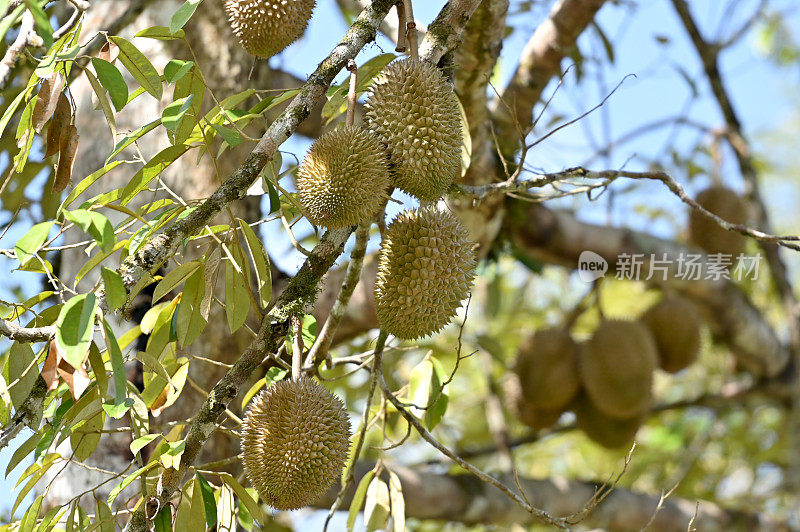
0, 11, 40, 88
314, 463, 788, 531
504, 201, 790, 377
492, 0, 606, 157
0, 318, 55, 342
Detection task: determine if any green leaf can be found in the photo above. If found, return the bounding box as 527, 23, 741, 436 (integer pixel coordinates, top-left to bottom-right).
175, 265, 206, 347
408, 355, 449, 430
134, 25, 185, 40
0, 87, 29, 139
173, 66, 205, 145
388, 470, 405, 532
159, 439, 185, 469
55, 294, 97, 368
152, 260, 202, 303
5, 430, 41, 477
347, 470, 375, 531
107, 462, 157, 504
164, 60, 194, 84
196, 473, 217, 528
130, 433, 161, 455
19, 494, 43, 532
92, 58, 129, 112
101, 267, 126, 310
154, 503, 172, 532
23, 0, 53, 47
170, 0, 203, 34
119, 144, 188, 205
364, 477, 390, 532
106, 119, 161, 163
162, 95, 194, 135
14, 221, 54, 267
109, 36, 163, 99
95, 497, 114, 532
217, 472, 265, 524
101, 319, 131, 417
224, 247, 251, 333
211, 123, 241, 147
190, 476, 207, 529
237, 219, 272, 307
63, 209, 115, 253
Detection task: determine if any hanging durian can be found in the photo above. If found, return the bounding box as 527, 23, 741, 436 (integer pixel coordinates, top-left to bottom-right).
375, 206, 476, 339
297, 124, 390, 228
240, 376, 350, 510
365, 60, 462, 201
514, 327, 581, 411
224, 0, 316, 58
578, 320, 657, 419
641, 296, 702, 373
689, 185, 748, 257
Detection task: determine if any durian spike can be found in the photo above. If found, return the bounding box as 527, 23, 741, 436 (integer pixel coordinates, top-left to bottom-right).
292, 314, 303, 380
404, 0, 418, 60
395, 1, 407, 52
346, 60, 358, 128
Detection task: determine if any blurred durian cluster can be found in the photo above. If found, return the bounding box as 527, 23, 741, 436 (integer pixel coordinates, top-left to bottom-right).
509, 295, 704, 449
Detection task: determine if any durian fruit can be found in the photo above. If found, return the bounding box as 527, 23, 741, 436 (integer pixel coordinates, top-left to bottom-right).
375, 206, 476, 339
504, 373, 564, 430
573, 394, 645, 449
296, 124, 390, 228
224, 0, 316, 58
578, 321, 657, 420
513, 327, 580, 410
364, 60, 462, 201
240, 376, 351, 510
689, 185, 748, 257
641, 296, 702, 373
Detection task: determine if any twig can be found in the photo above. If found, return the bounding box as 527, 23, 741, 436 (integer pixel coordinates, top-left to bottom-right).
456, 166, 800, 251
323, 330, 388, 531
375, 347, 568, 529
0, 12, 40, 88
306, 223, 370, 366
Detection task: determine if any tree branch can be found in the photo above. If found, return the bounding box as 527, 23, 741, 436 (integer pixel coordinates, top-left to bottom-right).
492, 0, 607, 157
313, 462, 788, 531
0, 318, 55, 342
0, 11, 41, 88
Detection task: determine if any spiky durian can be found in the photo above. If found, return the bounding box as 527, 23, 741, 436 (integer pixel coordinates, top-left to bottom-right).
514, 327, 580, 410
641, 297, 702, 373
578, 321, 657, 420
240, 377, 350, 510
297, 125, 390, 228
364, 60, 462, 201
375, 206, 476, 339
689, 185, 748, 257
573, 394, 645, 449
224, 0, 316, 58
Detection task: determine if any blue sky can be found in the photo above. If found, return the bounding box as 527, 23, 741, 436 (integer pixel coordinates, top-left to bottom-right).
2, 0, 800, 525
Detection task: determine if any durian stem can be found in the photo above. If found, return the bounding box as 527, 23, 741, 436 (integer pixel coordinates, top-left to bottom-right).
322, 329, 388, 530
306, 223, 371, 367
346, 60, 358, 128
403, 0, 418, 60
395, 1, 407, 52
291, 314, 304, 381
